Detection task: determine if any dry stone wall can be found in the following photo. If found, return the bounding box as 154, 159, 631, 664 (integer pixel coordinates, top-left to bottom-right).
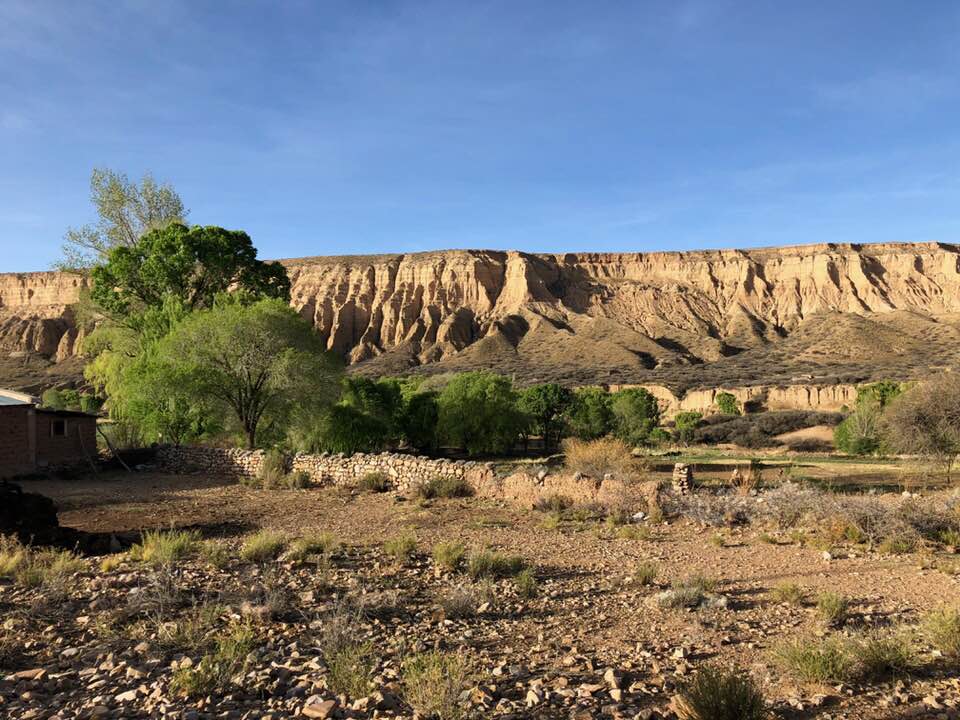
157, 445, 662, 512
157, 445, 490, 494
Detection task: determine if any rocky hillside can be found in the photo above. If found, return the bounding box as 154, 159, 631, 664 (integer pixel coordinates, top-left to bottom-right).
4, 242, 960, 402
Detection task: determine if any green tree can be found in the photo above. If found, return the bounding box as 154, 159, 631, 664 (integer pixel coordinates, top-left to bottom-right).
565, 387, 613, 440
856, 380, 903, 409
610, 387, 661, 446
90, 223, 290, 318
306, 404, 392, 454
437, 371, 526, 455
41, 388, 66, 411
518, 383, 573, 450
60, 168, 187, 269
339, 376, 405, 441
402, 390, 440, 452
673, 411, 703, 445
881, 376, 960, 483
834, 381, 903, 455
715, 391, 740, 415
152, 298, 341, 448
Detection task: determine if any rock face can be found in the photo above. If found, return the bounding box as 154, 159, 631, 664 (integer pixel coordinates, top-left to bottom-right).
4, 242, 960, 404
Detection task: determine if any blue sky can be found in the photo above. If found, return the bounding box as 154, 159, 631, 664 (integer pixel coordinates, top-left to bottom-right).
1, 1, 959, 271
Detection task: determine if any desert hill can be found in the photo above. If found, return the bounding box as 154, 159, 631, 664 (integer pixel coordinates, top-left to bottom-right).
3, 242, 960, 411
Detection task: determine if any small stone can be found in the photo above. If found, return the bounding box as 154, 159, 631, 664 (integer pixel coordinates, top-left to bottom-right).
302, 699, 338, 718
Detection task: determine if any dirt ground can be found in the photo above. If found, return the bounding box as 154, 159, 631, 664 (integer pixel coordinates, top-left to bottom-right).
10, 471, 960, 718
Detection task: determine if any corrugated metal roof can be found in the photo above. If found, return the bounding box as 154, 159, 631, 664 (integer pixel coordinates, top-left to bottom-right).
0, 388, 37, 406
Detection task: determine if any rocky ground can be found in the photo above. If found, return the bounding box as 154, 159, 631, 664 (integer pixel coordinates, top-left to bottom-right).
2, 472, 960, 719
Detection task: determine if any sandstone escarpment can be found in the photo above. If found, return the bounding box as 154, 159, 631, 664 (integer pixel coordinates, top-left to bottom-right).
3, 242, 960, 400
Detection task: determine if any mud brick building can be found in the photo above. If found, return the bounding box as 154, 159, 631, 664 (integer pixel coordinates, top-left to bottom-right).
0, 389, 98, 478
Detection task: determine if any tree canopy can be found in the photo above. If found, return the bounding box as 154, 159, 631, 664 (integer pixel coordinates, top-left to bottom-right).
437, 371, 526, 455
519, 383, 573, 450
60, 168, 187, 269
565, 387, 613, 440
610, 387, 661, 446
123, 298, 341, 448
90, 223, 290, 318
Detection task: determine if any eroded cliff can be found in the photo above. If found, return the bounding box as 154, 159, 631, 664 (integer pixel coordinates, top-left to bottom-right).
3, 242, 960, 402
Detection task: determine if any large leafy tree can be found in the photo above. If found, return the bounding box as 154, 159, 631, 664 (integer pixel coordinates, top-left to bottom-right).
565, 387, 613, 440
146, 298, 341, 448
90, 223, 290, 317
437, 371, 526, 455
60, 168, 187, 269
610, 387, 661, 447
519, 383, 573, 450
881, 376, 960, 483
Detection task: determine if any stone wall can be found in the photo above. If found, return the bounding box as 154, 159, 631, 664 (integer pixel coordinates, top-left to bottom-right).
156, 445, 661, 512
156, 445, 489, 495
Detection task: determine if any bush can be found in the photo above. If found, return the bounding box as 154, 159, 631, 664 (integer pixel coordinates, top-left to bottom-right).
714, 392, 740, 416
326, 641, 374, 698
402, 651, 471, 720
415, 476, 474, 499
632, 562, 658, 586
130, 529, 200, 566
562, 437, 636, 478
769, 582, 805, 606
534, 494, 573, 513
440, 585, 480, 619
853, 631, 917, 680
432, 542, 466, 571
673, 411, 703, 445
816, 592, 849, 626
287, 532, 340, 562
312, 404, 391, 454
514, 568, 538, 598
170, 623, 256, 697
240, 530, 287, 562
467, 549, 525, 579
358, 471, 391, 493
674, 665, 766, 720
772, 637, 854, 683
384, 534, 417, 562
923, 607, 960, 661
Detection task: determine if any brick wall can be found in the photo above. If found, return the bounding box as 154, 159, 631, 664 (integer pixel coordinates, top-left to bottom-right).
0, 405, 33, 478
34, 412, 97, 469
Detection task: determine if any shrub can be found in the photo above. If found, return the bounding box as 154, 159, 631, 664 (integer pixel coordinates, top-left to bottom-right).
440, 585, 480, 619
312, 403, 391, 454
200, 541, 230, 569
384, 534, 417, 563
130, 529, 200, 566
258, 449, 288, 488
358, 471, 391, 493
658, 574, 718, 609
540, 512, 563, 531
432, 542, 466, 571
772, 637, 854, 683
514, 568, 538, 598
170, 623, 256, 697
878, 534, 918, 555
562, 437, 636, 478
402, 651, 471, 720
240, 530, 287, 562
616, 524, 651, 541
673, 411, 703, 445
881, 376, 960, 483
923, 607, 960, 661
326, 641, 374, 698
674, 665, 766, 720
467, 549, 525, 579
632, 562, 658, 586
769, 582, 805, 606
709, 534, 725, 548
853, 631, 917, 680
666, 490, 753, 527
816, 592, 849, 626
714, 392, 740, 416
534, 493, 573, 513
287, 532, 340, 562
415, 476, 473, 499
